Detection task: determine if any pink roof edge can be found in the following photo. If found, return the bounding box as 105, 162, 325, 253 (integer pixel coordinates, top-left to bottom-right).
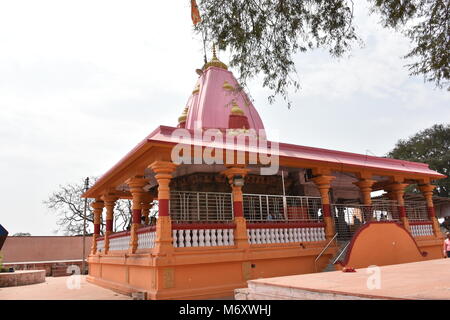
84, 125, 444, 196
147, 125, 445, 178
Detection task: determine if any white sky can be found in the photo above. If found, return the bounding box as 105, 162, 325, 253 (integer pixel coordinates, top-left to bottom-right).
0, 1, 448, 235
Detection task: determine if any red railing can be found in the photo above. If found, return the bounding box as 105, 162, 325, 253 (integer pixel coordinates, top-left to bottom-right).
409, 221, 433, 226
108, 230, 130, 239
137, 225, 156, 233
247, 222, 325, 229
172, 222, 236, 230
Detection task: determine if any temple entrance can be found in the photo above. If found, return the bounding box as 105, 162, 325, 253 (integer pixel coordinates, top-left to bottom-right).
332, 201, 401, 242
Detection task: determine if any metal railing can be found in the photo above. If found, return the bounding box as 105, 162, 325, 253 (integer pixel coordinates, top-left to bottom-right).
314, 233, 338, 272
332, 203, 400, 241
170, 191, 234, 222
243, 194, 323, 222
332, 241, 351, 264
404, 201, 429, 221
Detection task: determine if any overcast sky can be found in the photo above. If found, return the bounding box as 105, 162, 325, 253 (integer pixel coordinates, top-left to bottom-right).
0, 1, 448, 236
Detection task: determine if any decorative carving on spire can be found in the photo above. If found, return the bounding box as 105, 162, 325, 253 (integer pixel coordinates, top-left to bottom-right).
223, 81, 234, 91
228, 100, 250, 129
178, 107, 189, 128
230, 100, 245, 115
192, 84, 200, 95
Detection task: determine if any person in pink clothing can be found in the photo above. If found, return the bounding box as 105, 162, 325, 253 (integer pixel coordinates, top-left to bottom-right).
444, 233, 450, 258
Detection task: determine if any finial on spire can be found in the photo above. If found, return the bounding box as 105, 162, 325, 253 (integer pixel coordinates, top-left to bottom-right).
202, 43, 228, 71
212, 43, 217, 59
178, 107, 189, 127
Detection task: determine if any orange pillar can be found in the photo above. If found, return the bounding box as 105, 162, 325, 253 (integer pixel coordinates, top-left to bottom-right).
353, 179, 376, 222
149, 161, 178, 253
141, 195, 153, 225
222, 166, 250, 249
311, 175, 336, 241
418, 183, 442, 238
91, 199, 104, 254
126, 177, 148, 254
385, 182, 410, 231
102, 195, 118, 254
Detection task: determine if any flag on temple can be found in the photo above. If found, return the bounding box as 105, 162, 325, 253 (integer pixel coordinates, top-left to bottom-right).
191, 0, 202, 25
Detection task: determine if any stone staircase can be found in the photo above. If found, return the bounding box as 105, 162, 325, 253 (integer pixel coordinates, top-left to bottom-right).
322, 240, 350, 272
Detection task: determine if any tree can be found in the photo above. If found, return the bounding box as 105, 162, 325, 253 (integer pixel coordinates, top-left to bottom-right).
12, 233, 31, 236
387, 123, 450, 197
195, 0, 449, 106
44, 178, 134, 236
370, 0, 449, 90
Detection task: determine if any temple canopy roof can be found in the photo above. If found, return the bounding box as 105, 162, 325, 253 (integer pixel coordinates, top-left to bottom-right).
83, 125, 445, 198
83, 51, 446, 198
178, 48, 265, 132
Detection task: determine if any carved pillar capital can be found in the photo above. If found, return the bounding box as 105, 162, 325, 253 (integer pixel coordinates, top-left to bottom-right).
221, 166, 250, 249
141, 195, 154, 225
385, 183, 409, 205
418, 184, 436, 207
148, 161, 178, 254
125, 176, 149, 254
353, 179, 376, 205
101, 194, 118, 254
311, 175, 335, 204
149, 161, 178, 200
385, 182, 410, 230
90, 199, 104, 254
418, 184, 440, 237
221, 166, 250, 203
311, 175, 336, 240
90, 200, 104, 227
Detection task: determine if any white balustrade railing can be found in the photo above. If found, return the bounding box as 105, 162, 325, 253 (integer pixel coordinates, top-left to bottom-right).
109, 233, 130, 251
173, 226, 235, 248
96, 239, 105, 252
247, 225, 326, 244
410, 223, 433, 237
137, 229, 156, 249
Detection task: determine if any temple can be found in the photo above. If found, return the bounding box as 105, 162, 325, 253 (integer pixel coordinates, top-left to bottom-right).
83, 49, 446, 300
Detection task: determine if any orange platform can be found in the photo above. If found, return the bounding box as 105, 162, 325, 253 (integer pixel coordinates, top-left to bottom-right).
239, 258, 450, 300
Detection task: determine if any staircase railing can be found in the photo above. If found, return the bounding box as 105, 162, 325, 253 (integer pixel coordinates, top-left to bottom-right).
314, 233, 337, 272
331, 241, 351, 265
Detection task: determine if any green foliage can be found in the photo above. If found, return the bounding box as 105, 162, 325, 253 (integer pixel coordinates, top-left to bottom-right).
387, 124, 450, 197
195, 0, 449, 106
195, 0, 359, 107
369, 0, 450, 90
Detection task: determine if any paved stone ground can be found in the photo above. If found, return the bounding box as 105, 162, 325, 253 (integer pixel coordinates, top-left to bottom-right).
244, 258, 450, 300
0, 275, 132, 300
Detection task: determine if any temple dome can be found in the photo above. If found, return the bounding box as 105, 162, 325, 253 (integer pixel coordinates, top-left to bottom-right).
178, 51, 265, 132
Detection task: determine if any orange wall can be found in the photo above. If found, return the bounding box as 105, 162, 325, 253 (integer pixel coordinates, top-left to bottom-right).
340, 222, 443, 269
1, 236, 92, 263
